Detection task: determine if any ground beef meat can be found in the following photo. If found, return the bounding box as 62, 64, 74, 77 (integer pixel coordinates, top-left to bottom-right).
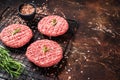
0, 24, 33, 48
26, 39, 63, 67
38, 15, 69, 37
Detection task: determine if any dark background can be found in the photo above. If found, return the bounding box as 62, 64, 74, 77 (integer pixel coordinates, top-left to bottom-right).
0, 0, 120, 80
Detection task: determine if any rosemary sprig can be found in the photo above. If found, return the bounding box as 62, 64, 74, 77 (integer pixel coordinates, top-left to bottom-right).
0, 46, 25, 78
51, 19, 57, 26
12, 28, 21, 35
42, 45, 49, 54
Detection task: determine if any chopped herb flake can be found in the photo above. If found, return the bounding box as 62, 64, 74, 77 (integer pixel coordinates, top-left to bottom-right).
12, 28, 21, 35
42, 45, 49, 54
51, 19, 57, 26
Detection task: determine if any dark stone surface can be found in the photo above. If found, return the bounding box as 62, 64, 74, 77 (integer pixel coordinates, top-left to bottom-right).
0, 0, 120, 80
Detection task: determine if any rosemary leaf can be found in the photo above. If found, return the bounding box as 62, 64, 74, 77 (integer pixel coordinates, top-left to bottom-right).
12, 28, 21, 35
51, 19, 57, 26
42, 45, 49, 54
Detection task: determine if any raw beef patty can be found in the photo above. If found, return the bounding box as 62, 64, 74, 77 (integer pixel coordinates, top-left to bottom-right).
38, 15, 69, 37
26, 39, 63, 67
0, 24, 33, 48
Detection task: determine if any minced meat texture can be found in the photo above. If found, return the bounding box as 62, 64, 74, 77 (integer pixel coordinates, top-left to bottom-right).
0, 24, 33, 48
38, 15, 69, 37
25, 39, 63, 67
